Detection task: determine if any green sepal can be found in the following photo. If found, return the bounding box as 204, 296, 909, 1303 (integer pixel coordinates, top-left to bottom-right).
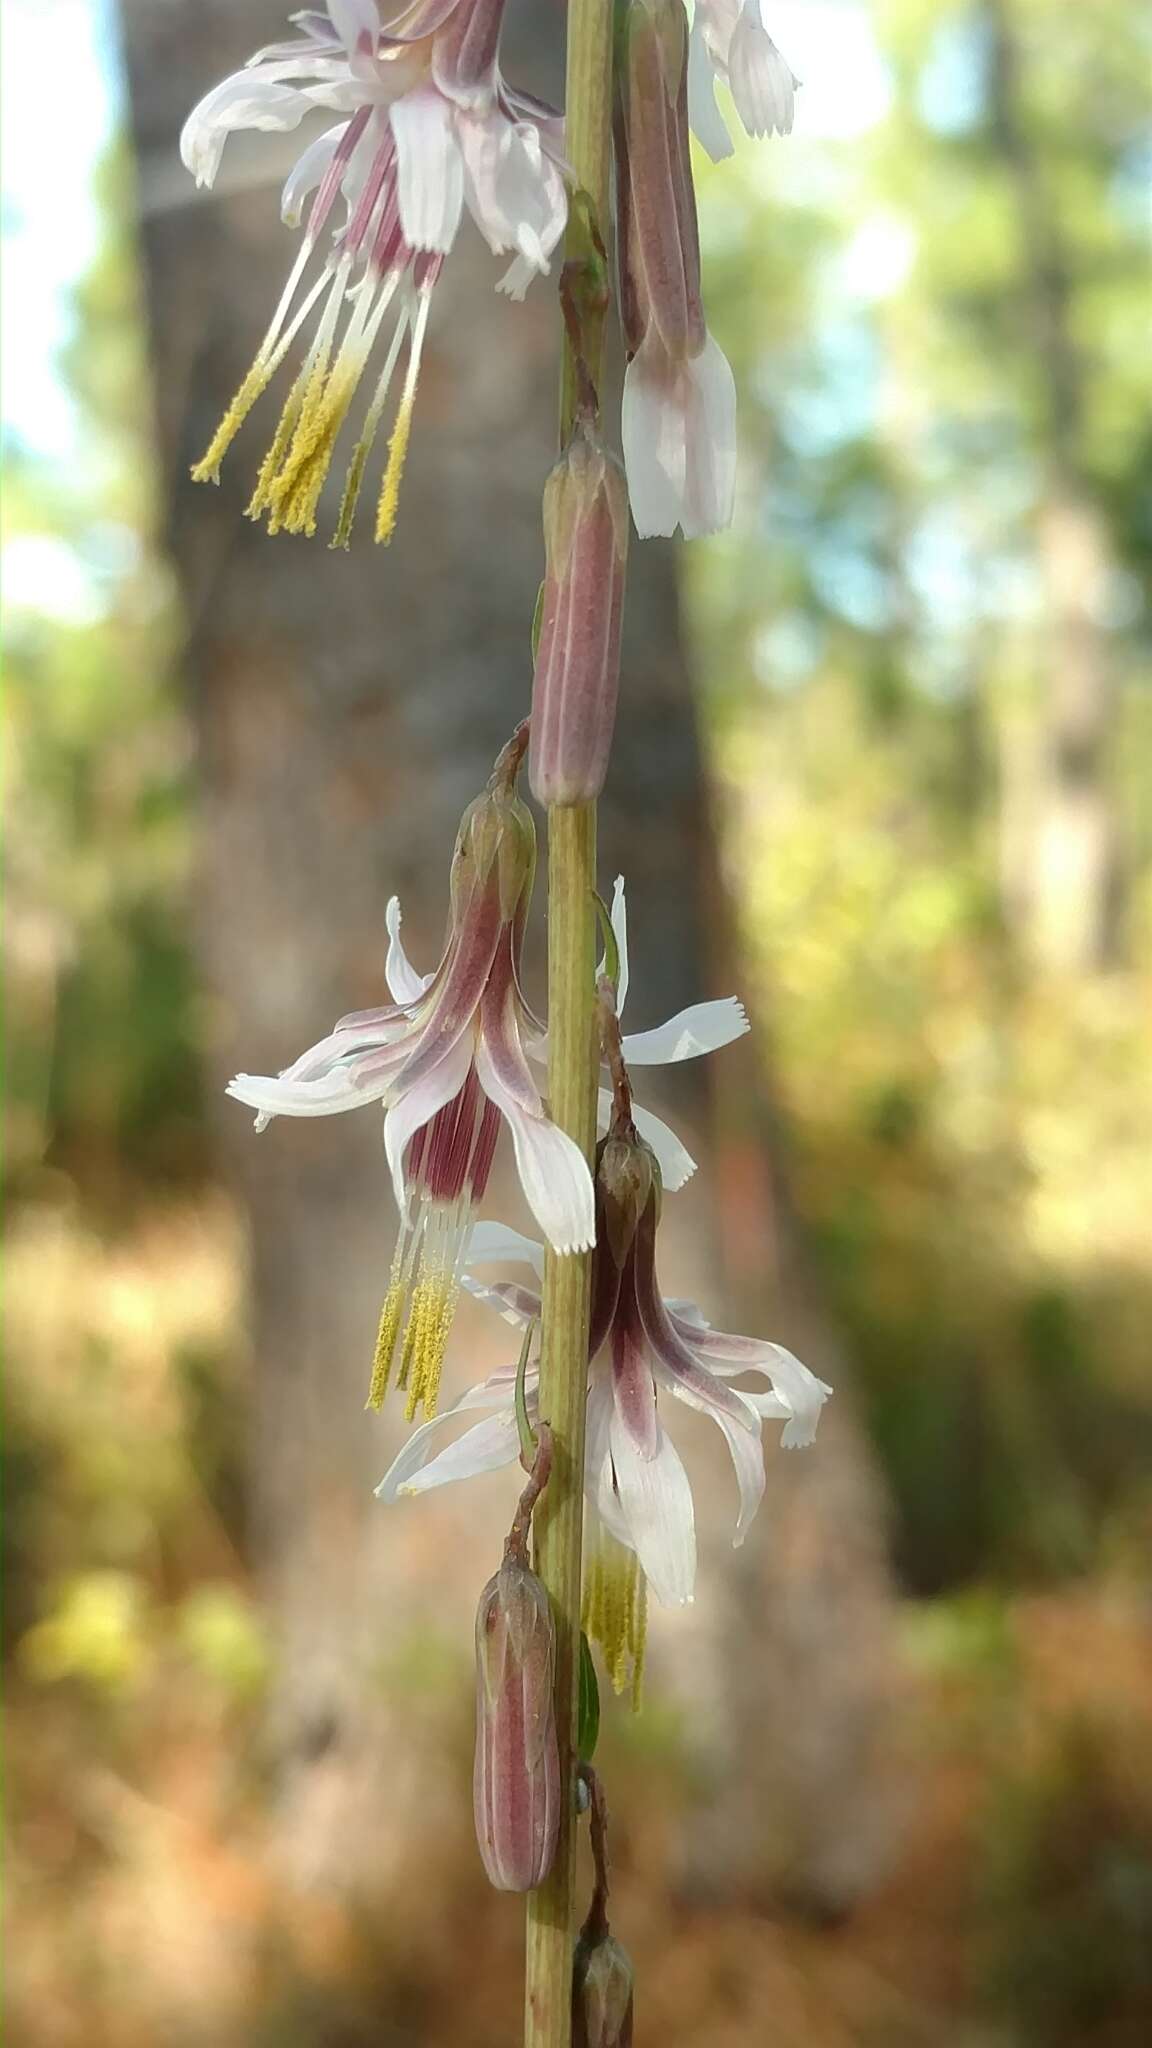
578, 1631, 601, 1762
514, 1318, 538, 1468
593, 890, 620, 994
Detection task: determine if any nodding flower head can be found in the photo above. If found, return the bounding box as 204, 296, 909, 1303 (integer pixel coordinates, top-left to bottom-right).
226, 728, 595, 1420
180, 1, 567, 544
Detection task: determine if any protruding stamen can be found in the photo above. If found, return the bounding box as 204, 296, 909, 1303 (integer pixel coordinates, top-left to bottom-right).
375, 281, 434, 545
265, 272, 397, 536
190, 247, 328, 483
331, 287, 412, 549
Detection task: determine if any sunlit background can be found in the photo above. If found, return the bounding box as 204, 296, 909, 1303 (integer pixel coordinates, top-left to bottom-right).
5, 1, 1152, 2042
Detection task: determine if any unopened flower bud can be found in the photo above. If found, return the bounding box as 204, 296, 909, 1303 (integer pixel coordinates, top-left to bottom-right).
529, 425, 629, 807
474, 1559, 560, 1891
596, 1131, 658, 1270
572, 1932, 635, 2048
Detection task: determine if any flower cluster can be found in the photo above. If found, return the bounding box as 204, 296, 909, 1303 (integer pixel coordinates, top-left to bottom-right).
183, 0, 566, 542
183, 0, 798, 545
190, 0, 825, 1956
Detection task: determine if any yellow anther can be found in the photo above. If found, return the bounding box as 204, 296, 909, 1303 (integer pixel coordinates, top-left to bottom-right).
583, 1533, 646, 1710
374, 384, 415, 546
367, 1280, 406, 1410
400, 1267, 456, 1421
246, 370, 309, 520
191, 357, 274, 484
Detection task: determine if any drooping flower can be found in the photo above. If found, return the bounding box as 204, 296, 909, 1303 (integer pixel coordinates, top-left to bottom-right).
225, 737, 746, 1417
615, 0, 738, 540
688, 2, 799, 162
180, 0, 567, 543
227, 727, 593, 1417
376, 1152, 832, 1688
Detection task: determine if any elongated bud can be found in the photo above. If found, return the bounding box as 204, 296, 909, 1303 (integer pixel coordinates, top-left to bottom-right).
474, 1559, 560, 1891
529, 424, 629, 807
615, 0, 705, 362
572, 1934, 635, 2048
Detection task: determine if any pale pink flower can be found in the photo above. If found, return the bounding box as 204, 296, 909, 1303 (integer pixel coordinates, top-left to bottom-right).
180, 1, 567, 541
377, 1183, 831, 1615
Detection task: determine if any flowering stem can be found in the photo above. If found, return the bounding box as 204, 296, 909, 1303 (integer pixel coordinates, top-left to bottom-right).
525, 808, 599, 2047
525, 5, 616, 2042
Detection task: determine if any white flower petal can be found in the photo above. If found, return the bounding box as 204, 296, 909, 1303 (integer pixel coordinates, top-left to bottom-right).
655, 1365, 765, 1544
728, 6, 797, 139
610, 1098, 698, 1192
390, 86, 465, 253
180, 69, 323, 187
328, 0, 381, 65
475, 1038, 595, 1254
376, 1407, 522, 1500
761, 1344, 831, 1447
227, 1065, 381, 1120
621, 344, 688, 540
383, 1028, 477, 1212
609, 1410, 696, 1606
602, 875, 630, 1017
680, 332, 738, 539
280, 122, 345, 224
465, 1222, 547, 1279
687, 13, 735, 161
384, 895, 431, 1003
621, 996, 749, 1066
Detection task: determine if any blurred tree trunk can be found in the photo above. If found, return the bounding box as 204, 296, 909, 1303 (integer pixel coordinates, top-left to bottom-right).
986, 0, 1123, 974
118, 0, 899, 1919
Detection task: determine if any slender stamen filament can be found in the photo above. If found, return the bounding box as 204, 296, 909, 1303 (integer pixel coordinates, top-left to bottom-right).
375, 280, 435, 545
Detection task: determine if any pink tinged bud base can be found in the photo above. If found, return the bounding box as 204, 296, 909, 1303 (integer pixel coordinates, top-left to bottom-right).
529, 429, 630, 807
474, 1560, 561, 1891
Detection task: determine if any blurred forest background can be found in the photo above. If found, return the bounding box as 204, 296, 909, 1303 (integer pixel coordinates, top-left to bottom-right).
5, 1, 1152, 2043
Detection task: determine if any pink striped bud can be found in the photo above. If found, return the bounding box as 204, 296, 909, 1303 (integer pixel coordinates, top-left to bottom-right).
529, 424, 629, 807
572, 1933, 635, 2048
614, 0, 705, 362
474, 1559, 560, 1891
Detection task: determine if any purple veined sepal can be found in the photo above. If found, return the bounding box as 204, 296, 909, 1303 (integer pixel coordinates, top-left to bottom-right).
614, 0, 738, 539
528, 420, 630, 807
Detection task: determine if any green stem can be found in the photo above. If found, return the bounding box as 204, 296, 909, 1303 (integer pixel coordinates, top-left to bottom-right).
525, 808, 599, 2048
525, 8, 616, 2043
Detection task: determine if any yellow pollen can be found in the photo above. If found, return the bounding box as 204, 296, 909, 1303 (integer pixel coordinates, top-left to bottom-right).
264, 357, 367, 536
246, 369, 309, 520
374, 384, 416, 546
367, 1279, 406, 1411
583, 1535, 646, 1710
191, 357, 274, 484
375, 285, 432, 546
331, 308, 409, 550
400, 1266, 457, 1421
